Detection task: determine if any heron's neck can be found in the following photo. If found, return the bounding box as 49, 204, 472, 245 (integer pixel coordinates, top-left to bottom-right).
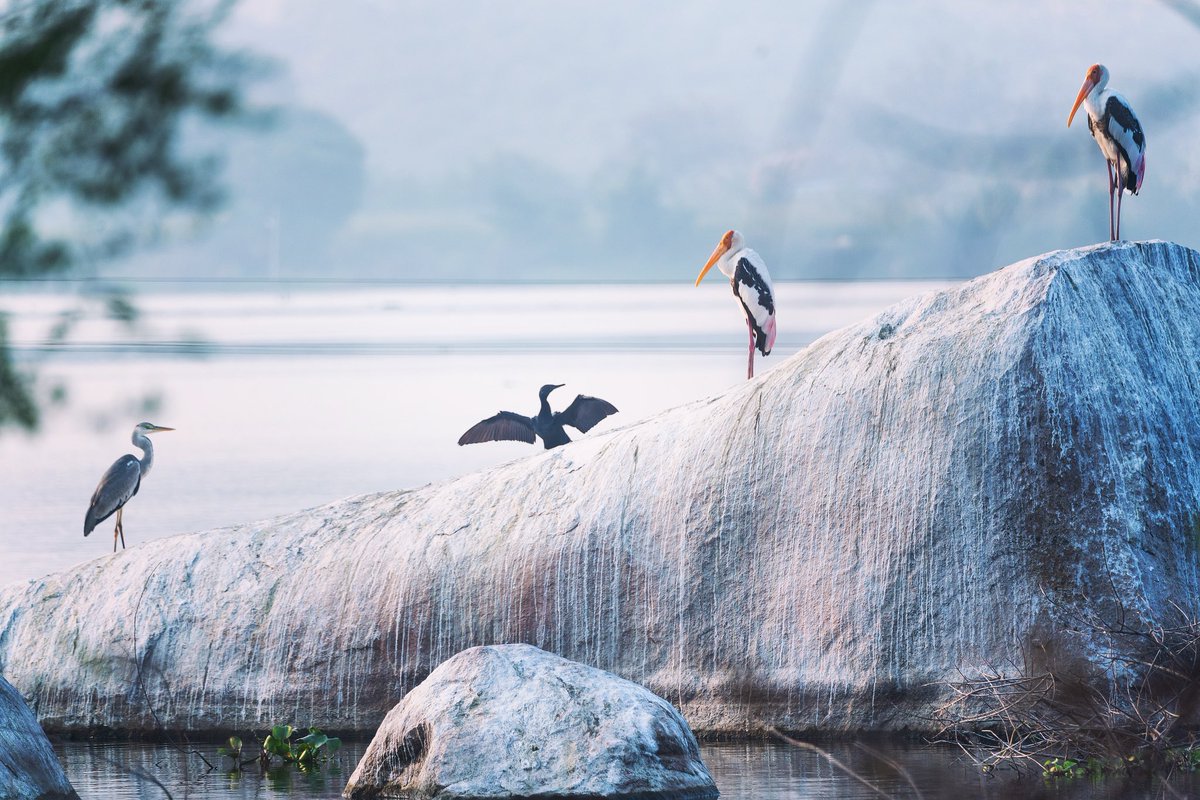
132, 431, 154, 477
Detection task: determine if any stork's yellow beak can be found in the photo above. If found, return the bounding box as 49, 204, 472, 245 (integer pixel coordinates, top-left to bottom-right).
1067, 76, 1096, 127
695, 240, 731, 286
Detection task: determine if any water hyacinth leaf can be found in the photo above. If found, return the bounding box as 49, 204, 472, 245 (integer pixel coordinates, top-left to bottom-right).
299, 731, 328, 749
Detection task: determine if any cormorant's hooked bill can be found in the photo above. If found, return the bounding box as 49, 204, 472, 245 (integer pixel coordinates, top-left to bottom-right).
458, 384, 618, 450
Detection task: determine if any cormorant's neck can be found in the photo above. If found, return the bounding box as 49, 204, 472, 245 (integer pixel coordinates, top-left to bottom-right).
537, 393, 553, 418
132, 430, 154, 477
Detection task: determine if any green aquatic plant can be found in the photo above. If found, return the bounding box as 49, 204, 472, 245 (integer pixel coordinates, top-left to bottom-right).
260, 725, 343, 771
217, 735, 243, 761
1041, 756, 1107, 779
218, 726, 343, 772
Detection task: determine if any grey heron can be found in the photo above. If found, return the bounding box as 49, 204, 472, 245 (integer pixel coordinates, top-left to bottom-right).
458, 384, 617, 449
84, 422, 174, 552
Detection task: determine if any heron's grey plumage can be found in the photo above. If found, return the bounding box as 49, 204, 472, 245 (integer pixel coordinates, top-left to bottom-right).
83, 423, 170, 548
83, 455, 141, 536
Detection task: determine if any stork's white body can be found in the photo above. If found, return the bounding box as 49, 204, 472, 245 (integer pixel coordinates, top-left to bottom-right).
1080, 87, 1145, 194
713, 244, 777, 357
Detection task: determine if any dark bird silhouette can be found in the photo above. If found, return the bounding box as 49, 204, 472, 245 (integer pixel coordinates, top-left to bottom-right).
458, 384, 618, 450
84, 421, 174, 551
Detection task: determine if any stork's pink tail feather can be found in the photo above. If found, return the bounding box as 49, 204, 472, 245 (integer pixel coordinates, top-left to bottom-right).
1135, 152, 1145, 194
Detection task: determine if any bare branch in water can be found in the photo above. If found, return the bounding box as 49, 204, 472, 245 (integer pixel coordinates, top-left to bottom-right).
766, 726, 897, 800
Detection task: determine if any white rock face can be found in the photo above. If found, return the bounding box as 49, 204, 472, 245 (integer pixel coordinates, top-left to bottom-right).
0, 675, 77, 800
342, 644, 717, 799
1, 241, 1199, 735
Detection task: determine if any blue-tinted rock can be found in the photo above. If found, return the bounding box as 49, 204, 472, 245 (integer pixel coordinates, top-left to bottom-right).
0, 674, 77, 800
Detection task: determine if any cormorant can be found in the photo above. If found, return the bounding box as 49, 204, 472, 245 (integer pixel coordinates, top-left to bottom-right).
458, 384, 618, 450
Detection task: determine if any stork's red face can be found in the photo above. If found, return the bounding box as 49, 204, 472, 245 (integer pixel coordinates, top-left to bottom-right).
1067, 63, 1104, 127
695, 230, 735, 286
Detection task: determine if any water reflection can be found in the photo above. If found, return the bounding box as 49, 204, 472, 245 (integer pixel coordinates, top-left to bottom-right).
53, 739, 1200, 799
57, 741, 361, 800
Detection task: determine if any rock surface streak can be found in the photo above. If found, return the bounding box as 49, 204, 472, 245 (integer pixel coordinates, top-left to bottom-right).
1, 241, 1198, 735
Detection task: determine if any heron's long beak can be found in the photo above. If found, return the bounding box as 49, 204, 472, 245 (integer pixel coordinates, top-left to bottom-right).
1067, 77, 1096, 127
695, 240, 730, 286
149, 426, 175, 433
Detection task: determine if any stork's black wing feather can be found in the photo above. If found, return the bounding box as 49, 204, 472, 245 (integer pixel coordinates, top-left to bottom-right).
84, 454, 141, 535
457, 411, 537, 445
1106, 95, 1145, 149
556, 395, 618, 433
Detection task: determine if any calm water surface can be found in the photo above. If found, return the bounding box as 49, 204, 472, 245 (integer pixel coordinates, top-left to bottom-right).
54, 740, 1198, 799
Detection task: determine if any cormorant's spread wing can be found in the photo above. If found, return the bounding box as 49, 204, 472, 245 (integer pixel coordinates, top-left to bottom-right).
84, 454, 141, 535
557, 395, 618, 433
457, 412, 537, 445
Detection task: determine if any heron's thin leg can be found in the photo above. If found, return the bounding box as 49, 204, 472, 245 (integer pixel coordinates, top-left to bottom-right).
117, 507, 125, 551
747, 319, 755, 380
1106, 161, 1115, 241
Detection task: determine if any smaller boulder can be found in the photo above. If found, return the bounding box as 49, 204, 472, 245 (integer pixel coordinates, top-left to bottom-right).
0, 674, 78, 800
344, 644, 717, 799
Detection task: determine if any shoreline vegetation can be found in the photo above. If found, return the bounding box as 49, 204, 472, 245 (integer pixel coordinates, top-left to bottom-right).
934, 597, 1200, 781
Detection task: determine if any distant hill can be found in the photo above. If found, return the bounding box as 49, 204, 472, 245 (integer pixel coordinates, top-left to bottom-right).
113, 1, 1200, 282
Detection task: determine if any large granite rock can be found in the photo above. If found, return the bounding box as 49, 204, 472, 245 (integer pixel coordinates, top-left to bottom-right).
1, 240, 1199, 735
0, 675, 77, 800
343, 644, 716, 799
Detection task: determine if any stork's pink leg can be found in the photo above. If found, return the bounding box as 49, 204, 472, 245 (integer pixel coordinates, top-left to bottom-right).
747, 320, 755, 380
1108, 167, 1118, 241
1106, 161, 1115, 242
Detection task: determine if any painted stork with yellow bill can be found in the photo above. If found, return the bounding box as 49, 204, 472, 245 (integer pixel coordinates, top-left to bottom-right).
695, 230, 776, 380
1068, 63, 1145, 241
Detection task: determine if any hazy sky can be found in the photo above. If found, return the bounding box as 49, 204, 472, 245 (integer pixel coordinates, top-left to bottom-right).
156, 0, 1200, 280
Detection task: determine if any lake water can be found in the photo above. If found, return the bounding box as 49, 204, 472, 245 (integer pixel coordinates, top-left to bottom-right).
53, 739, 1197, 799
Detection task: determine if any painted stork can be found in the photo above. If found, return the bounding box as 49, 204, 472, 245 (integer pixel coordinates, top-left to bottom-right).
1068, 63, 1145, 241
457, 384, 618, 450
695, 229, 777, 380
